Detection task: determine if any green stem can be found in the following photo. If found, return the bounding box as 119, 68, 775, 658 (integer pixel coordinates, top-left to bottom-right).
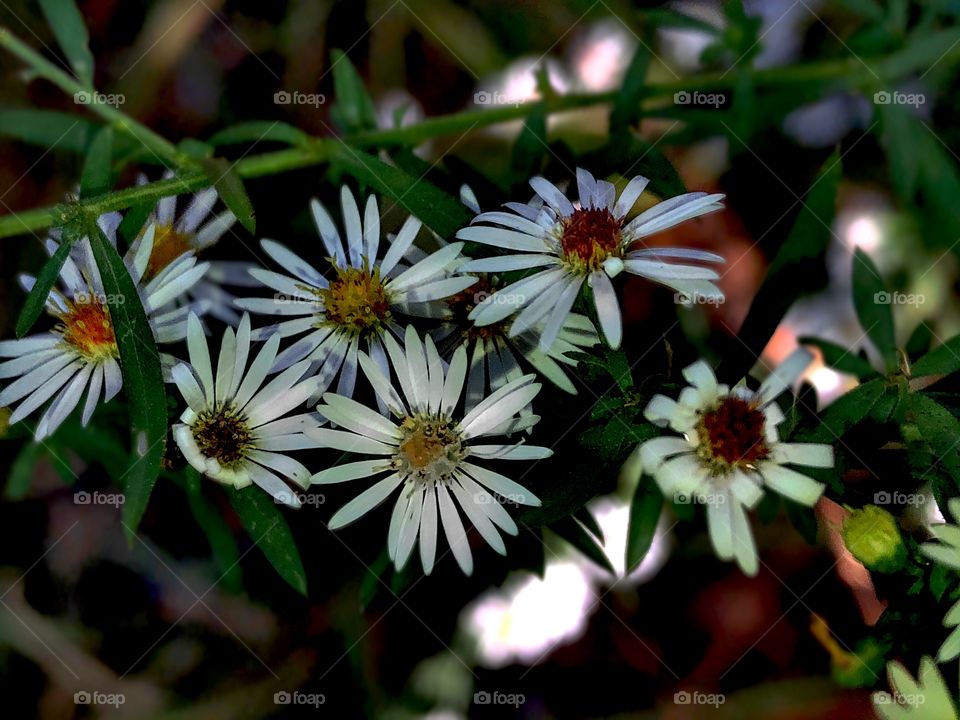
1, 24, 959, 242
0, 25, 190, 167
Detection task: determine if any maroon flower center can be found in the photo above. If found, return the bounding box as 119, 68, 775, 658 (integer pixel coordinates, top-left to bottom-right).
559, 207, 622, 271
696, 396, 769, 471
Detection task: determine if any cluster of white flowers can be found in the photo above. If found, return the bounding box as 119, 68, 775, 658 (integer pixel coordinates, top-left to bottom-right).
2, 169, 775, 575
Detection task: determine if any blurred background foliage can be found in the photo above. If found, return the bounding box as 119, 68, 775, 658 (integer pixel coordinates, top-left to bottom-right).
2, 0, 960, 718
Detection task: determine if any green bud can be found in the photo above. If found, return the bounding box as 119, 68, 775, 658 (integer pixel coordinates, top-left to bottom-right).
842, 505, 906, 573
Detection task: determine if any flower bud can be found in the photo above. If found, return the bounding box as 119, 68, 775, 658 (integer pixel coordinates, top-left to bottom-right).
842, 505, 906, 573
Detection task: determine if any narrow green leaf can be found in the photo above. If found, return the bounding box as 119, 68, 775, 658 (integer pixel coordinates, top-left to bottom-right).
228, 487, 307, 595
360, 551, 391, 611
208, 122, 311, 147
118, 203, 155, 245
184, 470, 242, 593
6, 443, 46, 500
798, 337, 876, 379
80, 126, 113, 198
511, 103, 547, 179
610, 42, 651, 135
909, 395, 960, 491
626, 479, 663, 572
329, 49, 378, 133
796, 378, 886, 443
550, 517, 616, 575
200, 158, 256, 233
178, 138, 214, 160
39, 0, 95, 87
912, 335, 960, 378
85, 218, 166, 540
331, 147, 472, 239
905, 322, 933, 359
15, 239, 73, 337
851, 248, 896, 372
728, 152, 840, 379
0, 110, 97, 152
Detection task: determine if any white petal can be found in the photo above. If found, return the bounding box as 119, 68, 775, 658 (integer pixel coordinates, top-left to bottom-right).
310, 199, 346, 267
318, 393, 400, 443
305, 427, 395, 455
613, 175, 650, 218
312, 459, 393, 485
379, 216, 422, 275
460, 461, 540, 506
589, 270, 622, 350
328, 473, 404, 529
455, 226, 549, 253
186, 314, 213, 402
759, 463, 825, 506
770, 442, 834, 468
436, 483, 473, 575
419, 486, 439, 574
530, 176, 574, 217
341, 186, 363, 268
458, 254, 557, 273
759, 348, 813, 404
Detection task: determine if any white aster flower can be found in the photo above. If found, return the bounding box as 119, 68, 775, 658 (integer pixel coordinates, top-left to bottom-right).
132, 174, 251, 324
639, 348, 834, 575
873, 657, 958, 720
434, 274, 599, 410
310, 325, 551, 575
171, 314, 323, 508
457, 168, 725, 350
920, 497, 960, 662
0, 216, 208, 439
235, 187, 476, 402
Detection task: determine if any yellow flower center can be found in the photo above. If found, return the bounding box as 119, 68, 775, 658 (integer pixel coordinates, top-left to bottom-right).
559, 207, 622, 273
144, 223, 195, 280
59, 295, 119, 361
192, 405, 252, 467
318, 265, 392, 335
695, 396, 769, 475
394, 414, 465, 483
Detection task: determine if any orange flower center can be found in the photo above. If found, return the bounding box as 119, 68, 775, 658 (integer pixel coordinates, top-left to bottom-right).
394, 414, 465, 483
59, 295, 118, 361
696, 396, 769, 473
144, 224, 194, 280
318, 265, 392, 335
559, 207, 622, 272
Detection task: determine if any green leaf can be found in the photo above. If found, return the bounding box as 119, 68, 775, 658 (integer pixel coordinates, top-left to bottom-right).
331, 147, 472, 239
80, 126, 113, 198
796, 378, 886, 443
15, 239, 73, 337
184, 470, 242, 593
199, 158, 256, 233
39, 0, 95, 87
550, 517, 615, 575
329, 49, 378, 134
360, 551, 392, 611
511, 103, 547, 180
909, 394, 960, 491
85, 217, 167, 540
0, 110, 98, 152
913, 335, 960, 377
905, 322, 933, 358
6, 443, 45, 500
729, 152, 840, 379
208, 121, 311, 147
626, 479, 663, 572
799, 337, 876, 379
178, 138, 214, 160
118, 203, 155, 245
227, 487, 307, 595
851, 248, 896, 372
610, 41, 651, 135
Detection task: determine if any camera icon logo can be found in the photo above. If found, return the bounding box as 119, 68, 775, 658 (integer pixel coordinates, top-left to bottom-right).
674, 91, 691, 105
874, 291, 891, 304
74, 491, 91, 505
74, 691, 91, 704
474, 90, 492, 105
73, 91, 92, 105
874, 491, 891, 504
274, 90, 292, 105
674, 691, 691, 704
274, 691, 292, 705
873, 91, 891, 105
474, 691, 492, 704
673, 492, 691, 505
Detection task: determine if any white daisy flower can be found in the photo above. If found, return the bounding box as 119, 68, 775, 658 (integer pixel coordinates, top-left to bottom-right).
920, 498, 960, 662
638, 348, 834, 575
456, 168, 725, 350
235, 186, 476, 401
310, 325, 551, 575
131, 174, 251, 324
171, 314, 324, 508
0, 216, 209, 439
434, 274, 599, 411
